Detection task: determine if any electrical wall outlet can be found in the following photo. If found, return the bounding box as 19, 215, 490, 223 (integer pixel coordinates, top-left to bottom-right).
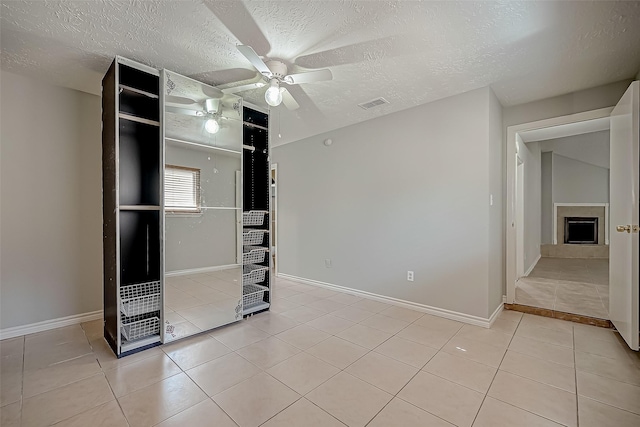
407, 271, 414, 281
325, 258, 332, 268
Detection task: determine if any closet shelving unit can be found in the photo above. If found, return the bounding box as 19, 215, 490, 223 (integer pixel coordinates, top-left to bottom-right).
242, 105, 271, 316
102, 56, 163, 357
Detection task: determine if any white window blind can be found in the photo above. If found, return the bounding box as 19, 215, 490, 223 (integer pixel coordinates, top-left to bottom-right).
165, 165, 201, 212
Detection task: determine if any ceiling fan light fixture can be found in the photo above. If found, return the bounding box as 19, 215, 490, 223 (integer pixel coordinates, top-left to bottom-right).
265, 79, 282, 107
205, 118, 220, 134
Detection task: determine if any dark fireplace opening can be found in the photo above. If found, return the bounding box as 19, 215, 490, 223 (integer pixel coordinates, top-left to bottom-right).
564, 217, 598, 244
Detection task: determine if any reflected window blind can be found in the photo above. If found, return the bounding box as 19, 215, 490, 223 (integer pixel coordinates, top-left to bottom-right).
165, 165, 201, 212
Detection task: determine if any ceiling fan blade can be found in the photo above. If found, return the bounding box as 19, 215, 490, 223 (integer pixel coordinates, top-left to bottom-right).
237, 45, 272, 77
165, 106, 203, 117
165, 95, 197, 105
202, 86, 224, 99
284, 68, 333, 85
281, 88, 300, 110
220, 81, 265, 94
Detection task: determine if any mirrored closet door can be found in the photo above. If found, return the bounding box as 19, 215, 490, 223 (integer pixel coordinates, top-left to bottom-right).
162, 71, 243, 342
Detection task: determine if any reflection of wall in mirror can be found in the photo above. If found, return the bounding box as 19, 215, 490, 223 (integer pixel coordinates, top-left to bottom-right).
165, 144, 241, 272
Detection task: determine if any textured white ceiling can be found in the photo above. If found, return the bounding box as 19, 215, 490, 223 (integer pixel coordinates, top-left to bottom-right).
2, 1, 640, 145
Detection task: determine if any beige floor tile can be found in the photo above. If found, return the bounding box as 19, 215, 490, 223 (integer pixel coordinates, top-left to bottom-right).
578, 396, 640, 427
155, 399, 236, 427
520, 313, 574, 332
374, 335, 437, 368
456, 325, 512, 349
90, 338, 163, 371
499, 350, 576, 392
379, 306, 424, 322
186, 352, 261, 396
346, 352, 418, 394
576, 370, 640, 415
489, 318, 519, 335
306, 298, 347, 313
350, 299, 391, 313
398, 371, 484, 427
284, 293, 318, 306
162, 334, 231, 370
280, 306, 326, 323
307, 288, 339, 299
262, 398, 346, 427
307, 372, 392, 427
210, 323, 270, 350
515, 323, 573, 348
248, 313, 300, 335
574, 333, 630, 360
306, 337, 368, 369
423, 351, 497, 393
118, 373, 207, 427
508, 335, 575, 367
0, 371, 22, 407
554, 302, 608, 319
267, 352, 340, 395
397, 323, 458, 349
573, 323, 620, 344
305, 314, 355, 335
488, 371, 577, 427
80, 320, 104, 342
270, 287, 301, 299
413, 314, 464, 331
237, 337, 301, 369
266, 297, 298, 314
105, 353, 181, 397
514, 292, 555, 309
327, 293, 363, 306
331, 306, 375, 323
23, 353, 102, 398
368, 397, 454, 427
52, 400, 127, 427
473, 397, 563, 427
22, 373, 114, 427
25, 325, 87, 349
575, 351, 640, 386
337, 324, 392, 350
441, 335, 507, 368
359, 313, 409, 334
0, 401, 21, 427
24, 340, 93, 371
498, 310, 523, 322
275, 324, 330, 350
0, 337, 24, 357
213, 372, 300, 427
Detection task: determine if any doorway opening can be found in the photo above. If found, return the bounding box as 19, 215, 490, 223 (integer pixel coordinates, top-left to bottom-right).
507, 109, 612, 320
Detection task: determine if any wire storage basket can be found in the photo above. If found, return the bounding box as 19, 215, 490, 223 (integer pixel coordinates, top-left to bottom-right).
121, 316, 160, 341
120, 281, 162, 317
243, 211, 268, 226
243, 229, 268, 245
242, 246, 268, 264
243, 283, 268, 308
243, 264, 268, 285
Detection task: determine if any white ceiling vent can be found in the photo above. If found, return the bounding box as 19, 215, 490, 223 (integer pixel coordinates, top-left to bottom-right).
358, 97, 389, 110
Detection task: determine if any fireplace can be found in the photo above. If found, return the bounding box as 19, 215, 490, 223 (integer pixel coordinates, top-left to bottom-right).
564, 217, 598, 244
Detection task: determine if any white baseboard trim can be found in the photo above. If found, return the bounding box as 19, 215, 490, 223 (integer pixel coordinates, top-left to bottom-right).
279, 273, 497, 328
0, 310, 103, 340
523, 254, 541, 277
166, 264, 239, 277
503, 295, 507, 303
488, 301, 504, 327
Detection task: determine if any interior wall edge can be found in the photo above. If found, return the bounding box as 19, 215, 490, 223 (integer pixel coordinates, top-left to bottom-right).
0, 310, 102, 340
279, 273, 497, 328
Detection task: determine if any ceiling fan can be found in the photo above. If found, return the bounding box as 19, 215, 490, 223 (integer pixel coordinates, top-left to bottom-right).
221, 45, 333, 110
165, 96, 225, 134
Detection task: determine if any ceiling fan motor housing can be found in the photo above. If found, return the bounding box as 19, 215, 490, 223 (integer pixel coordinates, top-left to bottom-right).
265, 60, 288, 80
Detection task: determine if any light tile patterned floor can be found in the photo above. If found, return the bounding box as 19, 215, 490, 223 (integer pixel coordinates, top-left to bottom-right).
515, 258, 609, 319
2, 277, 640, 427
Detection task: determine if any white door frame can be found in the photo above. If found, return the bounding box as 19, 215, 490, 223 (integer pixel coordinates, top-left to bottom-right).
271, 163, 278, 276
505, 107, 614, 303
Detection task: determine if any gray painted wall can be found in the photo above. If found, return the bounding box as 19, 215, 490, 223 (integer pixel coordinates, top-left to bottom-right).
273, 87, 500, 319
0, 70, 103, 329
541, 152, 554, 244
552, 153, 609, 204
488, 89, 504, 315
164, 145, 240, 272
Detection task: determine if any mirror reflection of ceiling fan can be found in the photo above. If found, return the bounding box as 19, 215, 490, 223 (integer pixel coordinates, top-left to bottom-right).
220, 45, 333, 110
165, 94, 225, 134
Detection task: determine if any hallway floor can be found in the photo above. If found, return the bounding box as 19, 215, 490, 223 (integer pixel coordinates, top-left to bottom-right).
2, 277, 639, 427
516, 258, 609, 319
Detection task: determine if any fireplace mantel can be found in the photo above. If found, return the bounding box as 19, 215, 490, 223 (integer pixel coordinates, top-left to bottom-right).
553, 203, 609, 245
